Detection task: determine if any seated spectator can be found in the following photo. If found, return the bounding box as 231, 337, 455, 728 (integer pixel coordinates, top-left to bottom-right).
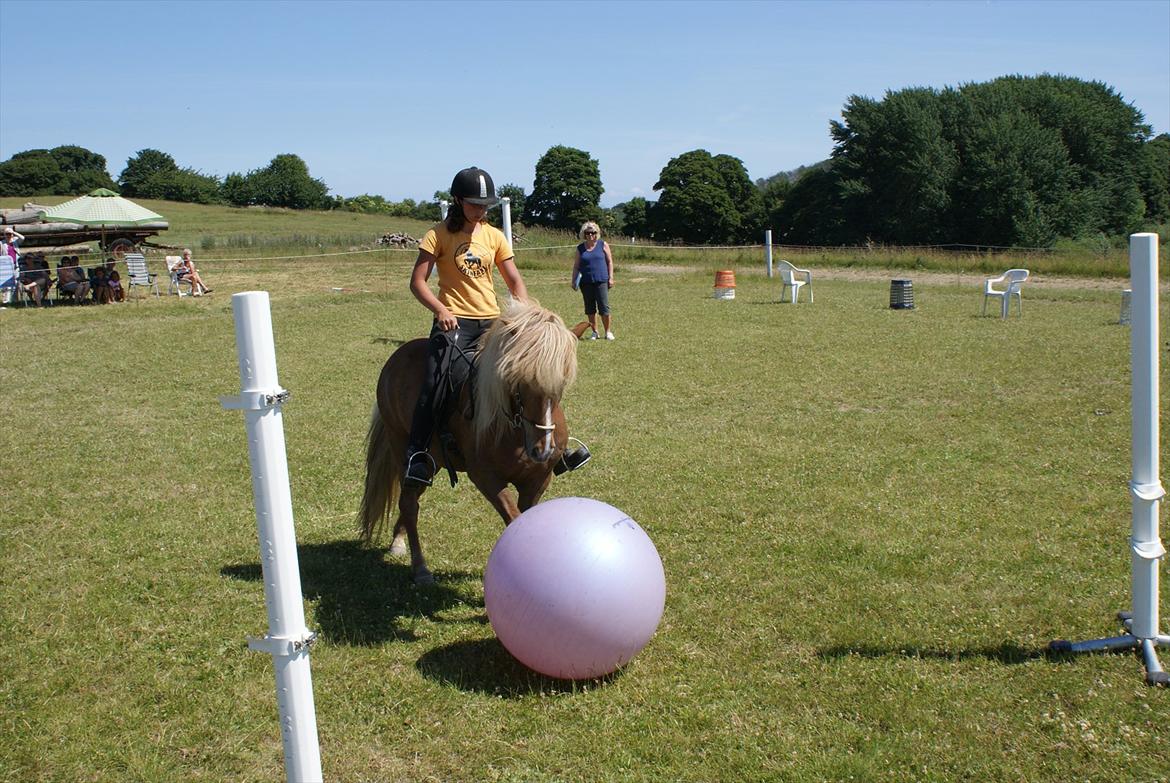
0, 227, 20, 305
19, 253, 51, 306
2, 226, 23, 263
176, 248, 212, 295
57, 256, 91, 304
91, 264, 113, 304
107, 268, 124, 302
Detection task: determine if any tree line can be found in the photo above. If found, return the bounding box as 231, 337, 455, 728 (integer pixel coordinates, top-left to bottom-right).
1, 74, 1166, 247
0, 146, 331, 210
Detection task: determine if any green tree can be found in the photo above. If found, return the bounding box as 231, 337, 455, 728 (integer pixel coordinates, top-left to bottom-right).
524, 146, 603, 230
0, 150, 63, 196
949, 100, 1072, 246
831, 88, 959, 243
225, 154, 330, 209
221, 173, 254, 206
49, 145, 117, 193
495, 183, 527, 228
1139, 133, 1170, 225
412, 192, 446, 222
137, 168, 223, 204
759, 177, 791, 229
611, 197, 651, 238
389, 198, 417, 217
650, 150, 741, 244
773, 166, 851, 246
713, 153, 766, 242
0, 145, 115, 196
788, 74, 1154, 247
119, 149, 179, 196
343, 194, 394, 214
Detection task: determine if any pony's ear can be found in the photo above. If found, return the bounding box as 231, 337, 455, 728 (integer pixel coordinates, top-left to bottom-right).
570, 321, 591, 340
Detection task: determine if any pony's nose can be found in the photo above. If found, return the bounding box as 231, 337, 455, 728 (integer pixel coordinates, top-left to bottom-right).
530, 441, 555, 463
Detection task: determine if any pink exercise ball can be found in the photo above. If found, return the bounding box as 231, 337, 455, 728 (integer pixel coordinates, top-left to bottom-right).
483, 497, 666, 680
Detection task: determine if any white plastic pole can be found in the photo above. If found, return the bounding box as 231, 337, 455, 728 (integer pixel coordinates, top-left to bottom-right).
221, 291, 323, 783
1128, 234, 1165, 642
765, 230, 773, 278
439, 200, 449, 221
500, 197, 513, 249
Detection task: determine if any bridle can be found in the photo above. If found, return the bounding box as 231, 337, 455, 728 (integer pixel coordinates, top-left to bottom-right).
510, 390, 557, 461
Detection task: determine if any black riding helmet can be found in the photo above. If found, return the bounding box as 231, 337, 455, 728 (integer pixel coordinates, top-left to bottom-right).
450, 167, 499, 206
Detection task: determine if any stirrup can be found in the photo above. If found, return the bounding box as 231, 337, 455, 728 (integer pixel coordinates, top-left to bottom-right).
404, 451, 436, 487
554, 438, 591, 475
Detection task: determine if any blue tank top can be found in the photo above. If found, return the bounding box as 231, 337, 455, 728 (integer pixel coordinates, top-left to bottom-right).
577, 241, 608, 284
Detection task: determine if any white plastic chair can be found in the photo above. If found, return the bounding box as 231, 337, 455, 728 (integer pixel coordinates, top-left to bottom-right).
777, 260, 813, 304
124, 253, 159, 300
983, 268, 1029, 318
166, 255, 193, 296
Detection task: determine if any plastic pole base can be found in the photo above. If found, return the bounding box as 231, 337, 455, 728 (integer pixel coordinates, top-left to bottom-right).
1050, 614, 1168, 687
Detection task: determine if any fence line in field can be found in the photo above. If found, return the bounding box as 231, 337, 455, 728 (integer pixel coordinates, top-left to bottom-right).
179, 238, 1068, 267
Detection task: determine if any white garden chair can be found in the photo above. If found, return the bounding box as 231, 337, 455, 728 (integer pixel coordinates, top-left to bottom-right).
166, 255, 193, 296
983, 268, 1029, 318
777, 260, 813, 304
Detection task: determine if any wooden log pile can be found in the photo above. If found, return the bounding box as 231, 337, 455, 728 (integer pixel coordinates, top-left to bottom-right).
378, 231, 419, 248
0, 206, 45, 224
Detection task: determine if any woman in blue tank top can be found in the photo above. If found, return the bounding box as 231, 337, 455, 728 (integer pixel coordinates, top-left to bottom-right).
570, 221, 616, 340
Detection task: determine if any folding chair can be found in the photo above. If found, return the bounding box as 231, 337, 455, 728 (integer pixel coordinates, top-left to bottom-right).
124, 253, 160, 300
0, 253, 18, 306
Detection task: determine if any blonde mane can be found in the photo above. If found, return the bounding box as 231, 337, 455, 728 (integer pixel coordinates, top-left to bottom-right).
473, 298, 578, 445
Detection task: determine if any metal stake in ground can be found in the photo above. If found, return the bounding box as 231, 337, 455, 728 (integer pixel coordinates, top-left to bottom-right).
1050, 233, 1169, 686
220, 291, 325, 779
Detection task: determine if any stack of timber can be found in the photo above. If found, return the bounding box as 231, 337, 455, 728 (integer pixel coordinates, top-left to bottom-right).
378, 231, 419, 248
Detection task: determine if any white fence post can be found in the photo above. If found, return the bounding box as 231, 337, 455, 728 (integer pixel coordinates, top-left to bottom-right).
439, 200, 449, 221
220, 291, 324, 781
765, 229, 773, 278
500, 196, 513, 249
1128, 233, 1165, 645
1050, 233, 1168, 686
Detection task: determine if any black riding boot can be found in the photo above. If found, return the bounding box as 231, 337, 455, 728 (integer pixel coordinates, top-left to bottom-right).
403, 318, 489, 488
554, 443, 592, 475
404, 391, 436, 487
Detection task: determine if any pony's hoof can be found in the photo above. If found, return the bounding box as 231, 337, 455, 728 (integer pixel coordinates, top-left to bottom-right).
389, 541, 408, 558
414, 568, 435, 586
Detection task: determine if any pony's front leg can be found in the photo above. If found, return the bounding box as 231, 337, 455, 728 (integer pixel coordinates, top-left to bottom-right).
516, 472, 554, 513
396, 486, 433, 585
469, 473, 522, 525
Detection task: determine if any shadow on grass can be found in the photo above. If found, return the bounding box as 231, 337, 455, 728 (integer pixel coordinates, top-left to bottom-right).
816, 641, 1059, 665
222, 539, 481, 646
416, 638, 622, 698
371, 336, 408, 346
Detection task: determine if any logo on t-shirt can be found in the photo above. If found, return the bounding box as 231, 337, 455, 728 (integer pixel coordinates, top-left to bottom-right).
454, 242, 487, 278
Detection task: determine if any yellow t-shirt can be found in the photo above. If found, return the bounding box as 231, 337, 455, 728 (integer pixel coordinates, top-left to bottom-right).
419, 221, 514, 318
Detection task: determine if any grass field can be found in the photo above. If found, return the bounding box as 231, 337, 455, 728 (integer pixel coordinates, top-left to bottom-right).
2, 205, 1168, 782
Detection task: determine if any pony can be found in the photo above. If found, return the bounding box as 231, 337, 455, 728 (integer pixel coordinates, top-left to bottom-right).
359, 299, 587, 583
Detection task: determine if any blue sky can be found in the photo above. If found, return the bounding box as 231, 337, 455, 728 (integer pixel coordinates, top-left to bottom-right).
1, 0, 1167, 207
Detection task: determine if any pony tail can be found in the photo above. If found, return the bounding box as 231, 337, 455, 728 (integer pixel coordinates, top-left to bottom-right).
358, 404, 400, 543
